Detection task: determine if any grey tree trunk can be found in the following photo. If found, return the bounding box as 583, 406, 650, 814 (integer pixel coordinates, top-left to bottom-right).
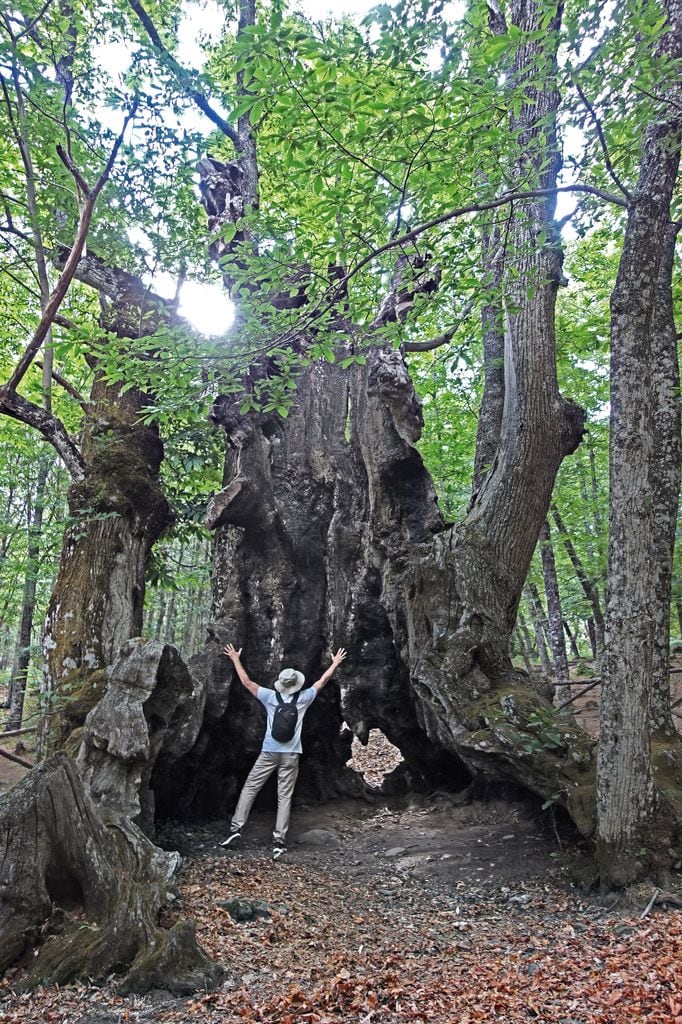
153, 590, 167, 641
473, 216, 505, 491
38, 261, 179, 755
596, 0, 682, 886
513, 627, 533, 674
517, 610, 537, 664
0, 753, 220, 993
7, 454, 51, 730
552, 504, 605, 660
586, 617, 598, 661
524, 583, 552, 677
649, 224, 680, 735
539, 521, 572, 706
42, 368, 173, 754
563, 619, 582, 661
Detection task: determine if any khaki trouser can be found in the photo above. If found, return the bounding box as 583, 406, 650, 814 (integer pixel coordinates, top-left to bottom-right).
231, 751, 300, 842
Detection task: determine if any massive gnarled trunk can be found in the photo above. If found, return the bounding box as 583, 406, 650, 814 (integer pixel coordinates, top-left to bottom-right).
153, 0, 597, 828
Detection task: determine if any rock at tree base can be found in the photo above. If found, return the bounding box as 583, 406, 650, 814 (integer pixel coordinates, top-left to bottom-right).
295, 828, 342, 848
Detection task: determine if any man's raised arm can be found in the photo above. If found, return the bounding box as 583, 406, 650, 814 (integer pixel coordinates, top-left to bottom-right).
313, 648, 347, 691
224, 644, 260, 697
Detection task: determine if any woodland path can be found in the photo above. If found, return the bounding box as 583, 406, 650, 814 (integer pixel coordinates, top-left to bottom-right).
0, 786, 680, 1023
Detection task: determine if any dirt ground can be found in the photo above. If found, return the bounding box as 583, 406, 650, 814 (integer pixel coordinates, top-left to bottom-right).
0, 681, 681, 1022
1, 784, 681, 1022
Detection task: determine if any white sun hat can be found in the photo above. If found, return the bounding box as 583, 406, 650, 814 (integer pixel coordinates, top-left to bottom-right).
274, 668, 306, 694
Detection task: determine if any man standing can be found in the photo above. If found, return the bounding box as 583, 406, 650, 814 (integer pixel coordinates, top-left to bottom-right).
221, 644, 347, 859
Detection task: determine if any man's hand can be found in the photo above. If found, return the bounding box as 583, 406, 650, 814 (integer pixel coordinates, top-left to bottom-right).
313, 646, 347, 691
223, 644, 259, 696
331, 647, 347, 667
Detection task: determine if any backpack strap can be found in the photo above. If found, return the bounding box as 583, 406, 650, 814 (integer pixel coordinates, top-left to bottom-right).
275, 690, 299, 704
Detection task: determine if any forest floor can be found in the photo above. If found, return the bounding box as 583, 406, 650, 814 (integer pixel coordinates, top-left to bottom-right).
1, 731, 681, 1023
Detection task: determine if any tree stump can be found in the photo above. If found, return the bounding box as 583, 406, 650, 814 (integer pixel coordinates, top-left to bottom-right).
0, 753, 223, 993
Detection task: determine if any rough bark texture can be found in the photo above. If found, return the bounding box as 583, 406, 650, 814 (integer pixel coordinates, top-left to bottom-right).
401, 0, 590, 824
0, 754, 222, 993
41, 273, 174, 756
649, 224, 680, 734
596, 0, 682, 886
539, 521, 571, 707
154, 348, 465, 818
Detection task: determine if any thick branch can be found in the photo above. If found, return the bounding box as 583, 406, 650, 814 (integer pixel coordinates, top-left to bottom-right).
65, 250, 179, 319
551, 503, 605, 641
403, 296, 476, 352
255, 183, 628, 358
342, 184, 626, 294
56, 143, 91, 197
403, 328, 457, 352
487, 0, 508, 35
0, 744, 33, 768
0, 389, 84, 481
128, 0, 240, 147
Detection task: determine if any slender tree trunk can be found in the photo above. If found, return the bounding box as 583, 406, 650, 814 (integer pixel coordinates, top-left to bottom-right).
7, 454, 51, 730
596, 0, 682, 886
164, 591, 177, 646
563, 618, 582, 660
153, 591, 167, 641
182, 589, 199, 653
513, 627, 533, 674
539, 521, 571, 706
552, 504, 605, 660
473, 216, 505, 491
577, 458, 598, 565
524, 584, 552, 676
517, 609, 537, 663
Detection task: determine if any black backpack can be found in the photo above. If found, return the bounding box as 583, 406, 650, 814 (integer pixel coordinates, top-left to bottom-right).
271, 691, 300, 742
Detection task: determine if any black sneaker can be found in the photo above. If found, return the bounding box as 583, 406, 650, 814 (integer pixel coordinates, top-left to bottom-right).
272, 844, 286, 861
220, 830, 241, 848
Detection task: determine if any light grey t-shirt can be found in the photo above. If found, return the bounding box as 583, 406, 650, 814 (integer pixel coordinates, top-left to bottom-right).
257, 686, 317, 754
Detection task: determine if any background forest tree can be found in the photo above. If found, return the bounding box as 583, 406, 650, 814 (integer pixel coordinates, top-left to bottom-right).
0, 0, 680, 954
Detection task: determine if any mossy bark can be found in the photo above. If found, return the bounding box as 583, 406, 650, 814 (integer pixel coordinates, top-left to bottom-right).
0, 754, 222, 993
42, 372, 173, 754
